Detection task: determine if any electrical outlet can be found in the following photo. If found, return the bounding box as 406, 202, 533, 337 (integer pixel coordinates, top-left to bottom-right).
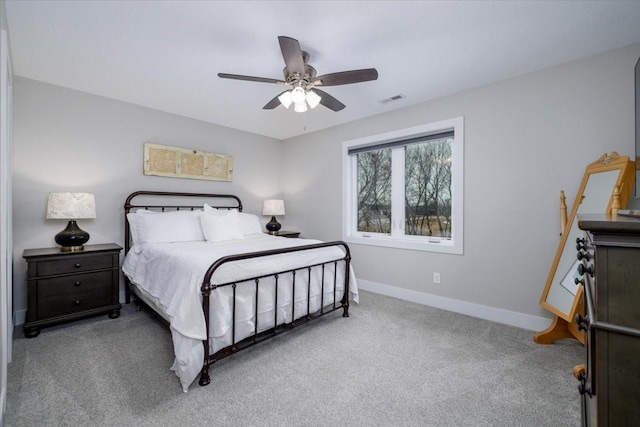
433, 272, 440, 284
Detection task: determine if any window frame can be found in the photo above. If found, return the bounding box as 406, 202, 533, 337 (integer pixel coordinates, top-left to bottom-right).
342, 117, 464, 254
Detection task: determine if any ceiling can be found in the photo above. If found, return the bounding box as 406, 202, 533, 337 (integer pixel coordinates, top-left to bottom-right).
5, 1, 640, 140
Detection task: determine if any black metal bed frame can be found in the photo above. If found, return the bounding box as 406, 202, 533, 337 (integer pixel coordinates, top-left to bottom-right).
123, 191, 351, 387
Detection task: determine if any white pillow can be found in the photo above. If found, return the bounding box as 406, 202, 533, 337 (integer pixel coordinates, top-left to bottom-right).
127, 209, 204, 251
238, 213, 263, 235
203, 203, 237, 214
203, 203, 262, 235
200, 209, 245, 242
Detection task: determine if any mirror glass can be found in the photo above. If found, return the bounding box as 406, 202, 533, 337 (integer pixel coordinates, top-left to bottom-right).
540, 153, 634, 320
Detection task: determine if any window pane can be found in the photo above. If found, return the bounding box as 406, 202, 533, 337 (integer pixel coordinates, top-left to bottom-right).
404, 138, 452, 238
357, 149, 392, 233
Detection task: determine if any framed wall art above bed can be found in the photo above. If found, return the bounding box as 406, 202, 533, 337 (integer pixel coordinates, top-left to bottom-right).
143, 142, 233, 182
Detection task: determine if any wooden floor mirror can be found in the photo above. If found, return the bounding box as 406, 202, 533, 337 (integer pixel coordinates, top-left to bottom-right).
534, 152, 635, 345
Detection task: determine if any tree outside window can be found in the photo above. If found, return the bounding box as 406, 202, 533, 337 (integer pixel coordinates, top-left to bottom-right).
357, 148, 391, 233
404, 138, 452, 238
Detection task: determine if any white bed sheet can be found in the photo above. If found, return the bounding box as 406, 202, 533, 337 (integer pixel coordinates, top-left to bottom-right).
122, 233, 358, 392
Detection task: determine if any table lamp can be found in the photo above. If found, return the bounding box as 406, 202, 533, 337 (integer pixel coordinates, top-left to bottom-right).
46, 192, 96, 251
262, 199, 285, 234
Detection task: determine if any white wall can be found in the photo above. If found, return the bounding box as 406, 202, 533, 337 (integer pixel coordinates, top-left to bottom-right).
12, 78, 284, 319
281, 43, 640, 328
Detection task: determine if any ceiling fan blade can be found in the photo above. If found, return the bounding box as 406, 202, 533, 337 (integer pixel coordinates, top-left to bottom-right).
278, 36, 305, 76
312, 89, 346, 112
218, 73, 285, 85
263, 91, 288, 110
314, 68, 378, 86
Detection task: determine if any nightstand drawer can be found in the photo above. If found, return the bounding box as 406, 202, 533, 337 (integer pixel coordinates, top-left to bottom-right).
37, 254, 113, 276
38, 288, 112, 319
37, 271, 113, 297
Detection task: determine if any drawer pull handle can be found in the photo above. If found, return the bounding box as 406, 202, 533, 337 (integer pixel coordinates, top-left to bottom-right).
74, 263, 81, 268
74, 281, 81, 287
577, 375, 592, 397
575, 313, 589, 331
74, 300, 81, 306
576, 251, 590, 261
577, 263, 593, 277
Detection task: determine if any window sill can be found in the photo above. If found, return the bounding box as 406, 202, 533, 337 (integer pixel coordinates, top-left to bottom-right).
344, 234, 463, 254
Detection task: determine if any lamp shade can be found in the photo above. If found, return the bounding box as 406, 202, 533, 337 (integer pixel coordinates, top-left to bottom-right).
290, 87, 306, 104
262, 199, 285, 216
278, 91, 293, 109
46, 192, 96, 219
306, 90, 321, 109
293, 102, 308, 113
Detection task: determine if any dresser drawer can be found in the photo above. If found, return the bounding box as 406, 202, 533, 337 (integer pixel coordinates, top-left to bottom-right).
36, 254, 113, 276
37, 287, 113, 319
37, 271, 113, 297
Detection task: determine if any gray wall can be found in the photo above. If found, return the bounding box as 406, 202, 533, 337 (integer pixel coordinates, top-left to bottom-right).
281, 43, 640, 323
11, 43, 640, 329
12, 78, 283, 315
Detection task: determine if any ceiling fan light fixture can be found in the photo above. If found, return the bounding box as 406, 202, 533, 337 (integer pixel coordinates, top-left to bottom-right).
305, 90, 321, 109
219, 36, 377, 113
293, 101, 308, 113
278, 91, 292, 108
290, 86, 306, 104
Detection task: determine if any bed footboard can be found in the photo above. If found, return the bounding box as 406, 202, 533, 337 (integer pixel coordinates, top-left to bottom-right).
198, 241, 351, 387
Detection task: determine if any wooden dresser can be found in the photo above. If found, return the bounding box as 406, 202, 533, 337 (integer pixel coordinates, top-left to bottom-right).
576, 214, 640, 426
23, 243, 122, 338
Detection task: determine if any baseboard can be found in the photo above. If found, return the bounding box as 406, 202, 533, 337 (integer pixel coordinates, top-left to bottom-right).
13, 309, 25, 327
15, 283, 552, 332
357, 279, 552, 332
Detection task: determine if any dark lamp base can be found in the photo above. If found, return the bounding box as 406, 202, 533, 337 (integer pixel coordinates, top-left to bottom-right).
55, 220, 90, 251
266, 216, 281, 234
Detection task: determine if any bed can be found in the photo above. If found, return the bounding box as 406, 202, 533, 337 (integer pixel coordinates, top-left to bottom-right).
121, 191, 358, 392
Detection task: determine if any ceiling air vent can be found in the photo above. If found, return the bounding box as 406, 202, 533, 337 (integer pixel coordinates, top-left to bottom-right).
379, 94, 406, 104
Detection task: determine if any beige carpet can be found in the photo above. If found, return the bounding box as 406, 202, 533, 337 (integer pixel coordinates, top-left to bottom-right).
6, 290, 582, 426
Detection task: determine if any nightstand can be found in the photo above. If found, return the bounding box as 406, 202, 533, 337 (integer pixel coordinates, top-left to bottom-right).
23, 243, 122, 338
271, 230, 300, 238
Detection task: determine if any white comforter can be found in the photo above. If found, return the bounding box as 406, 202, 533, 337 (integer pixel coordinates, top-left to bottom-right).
122, 233, 358, 391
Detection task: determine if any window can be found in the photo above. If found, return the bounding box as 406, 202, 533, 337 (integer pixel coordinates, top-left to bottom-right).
342, 117, 463, 254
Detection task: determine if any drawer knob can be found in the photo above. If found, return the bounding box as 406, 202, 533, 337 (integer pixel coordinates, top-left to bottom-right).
576, 251, 590, 261
74, 281, 81, 287
74, 263, 81, 268
575, 313, 589, 331
578, 380, 592, 397
74, 300, 81, 306
577, 263, 593, 277
574, 277, 585, 287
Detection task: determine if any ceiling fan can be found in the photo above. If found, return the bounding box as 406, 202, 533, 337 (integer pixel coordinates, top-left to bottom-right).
218, 36, 378, 113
